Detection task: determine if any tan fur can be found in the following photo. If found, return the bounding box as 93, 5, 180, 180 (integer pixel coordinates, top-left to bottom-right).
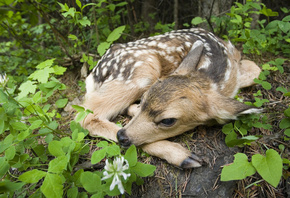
81, 28, 261, 168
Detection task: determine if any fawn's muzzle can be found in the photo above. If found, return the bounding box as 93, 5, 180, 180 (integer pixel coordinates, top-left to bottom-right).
117, 129, 131, 147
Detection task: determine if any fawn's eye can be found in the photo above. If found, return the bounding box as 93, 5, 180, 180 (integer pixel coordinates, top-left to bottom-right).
159, 118, 177, 127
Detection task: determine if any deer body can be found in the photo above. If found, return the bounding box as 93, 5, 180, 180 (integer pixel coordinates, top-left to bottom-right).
82, 28, 261, 168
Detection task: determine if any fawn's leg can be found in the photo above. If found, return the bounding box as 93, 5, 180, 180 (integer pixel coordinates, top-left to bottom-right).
141, 140, 203, 168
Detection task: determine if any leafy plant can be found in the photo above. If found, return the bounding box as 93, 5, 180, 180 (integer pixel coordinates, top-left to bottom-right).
221, 149, 282, 187
0, 58, 156, 197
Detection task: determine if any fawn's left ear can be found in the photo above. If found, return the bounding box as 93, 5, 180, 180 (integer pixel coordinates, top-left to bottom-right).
174, 41, 204, 75
208, 93, 262, 124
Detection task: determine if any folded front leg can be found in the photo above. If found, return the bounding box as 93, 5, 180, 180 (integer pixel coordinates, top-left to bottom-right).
141, 140, 203, 168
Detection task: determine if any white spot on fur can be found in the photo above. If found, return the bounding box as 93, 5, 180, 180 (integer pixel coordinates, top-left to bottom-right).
136, 78, 151, 88
204, 43, 211, 51
199, 56, 211, 70
240, 108, 263, 115
134, 61, 144, 68
185, 42, 192, 48
102, 67, 108, 76
85, 74, 96, 94
157, 42, 168, 49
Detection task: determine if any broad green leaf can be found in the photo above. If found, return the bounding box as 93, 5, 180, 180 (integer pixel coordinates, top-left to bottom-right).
72, 105, 85, 112
91, 149, 106, 164
97, 141, 108, 148
5, 145, 16, 161
261, 81, 272, 90
68, 34, 78, 41
76, 0, 82, 8
0, 180, 24, 193
79, 17, 91, 27
106, 145, 120, 156
48, 140, 65, 157
222, 123, 233, 135
18, 169, 47, 183
124, 145, 137, 166
55, 98, 68, 108
80, 172, 101, 193
221, 153, 256, 181
0, 157, 10, 178
29, 67, 54, 83
252, 149, 282, 187
67, 187, 78, 198
279, 118, 290, 129
52, 65, 67, 75
29, 119, 43, 130
48, 156, 68, 174
32, 91, 42, 103
18, 80, 37, 98
36, 59, 55, 69
191, 17, 204, 25
97, 42, 111, 56
107, 25, 126, 42
131, 162, 156, 177
41, 173, 63, 198
10, 122, 28, 130
284, 108, 290, 117
17, 129, 31, 141
284, 129, 290, 137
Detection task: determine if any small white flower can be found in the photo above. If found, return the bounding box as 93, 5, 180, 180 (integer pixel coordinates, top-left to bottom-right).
102, 156, 131, 194
0, 73, 8, 88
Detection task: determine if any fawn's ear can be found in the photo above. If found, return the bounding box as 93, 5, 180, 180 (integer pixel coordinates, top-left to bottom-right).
174, 41, 204, 75
207, 93, 262, 124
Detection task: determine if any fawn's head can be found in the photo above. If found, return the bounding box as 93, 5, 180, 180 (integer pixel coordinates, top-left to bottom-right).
117, 72, 260, 147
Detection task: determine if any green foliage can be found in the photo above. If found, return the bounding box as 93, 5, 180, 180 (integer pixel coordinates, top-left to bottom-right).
221, 149, 282, 187
197, 1, 290, 56
0, 58, 155, 197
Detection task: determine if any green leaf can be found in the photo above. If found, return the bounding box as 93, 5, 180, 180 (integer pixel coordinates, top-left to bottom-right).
106, 145, 120, 157
222, 123, 233, 135
221, 153, 256, 181
97, 42, 111, 56
76, 0, 82, 9
48, 156, 68, 174
0, 181, 24, 193
52, 65, 67, 75
41, 173, 63, 198
131, 162, 156, 177
191, 17, 204, 25
279, 118, 290, 129
5, 145, 16, 160
72, 105, 85, 112
67, 187, 78, 198
284, 108, 290, 117
80, 172, 101, 193
261, 81, 272, 90
36, 59, 55, 69
252, 149, 282, 187
55, 98, 68, 108
284, 129, 290, 137
18, 80, 37, 98
48, 140, 65, 157
29, 119, 43, 130
124, 145, 137, 167
19, 169, 47, 183
0, 157, 10, 178
79, 17, 91, 27
107, 25, 126, 42
91, 149, 106, 164
29, 67, 54, 83
10, 122, 28, 130
17, 129, 31, 141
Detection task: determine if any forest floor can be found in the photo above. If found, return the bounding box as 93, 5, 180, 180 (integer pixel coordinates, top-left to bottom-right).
60, 53, 290, 198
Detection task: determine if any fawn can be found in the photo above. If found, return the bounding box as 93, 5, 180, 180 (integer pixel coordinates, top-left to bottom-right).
81, 28, 261, 168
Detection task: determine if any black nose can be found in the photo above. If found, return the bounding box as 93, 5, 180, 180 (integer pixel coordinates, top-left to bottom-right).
117, 129, 131, 147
